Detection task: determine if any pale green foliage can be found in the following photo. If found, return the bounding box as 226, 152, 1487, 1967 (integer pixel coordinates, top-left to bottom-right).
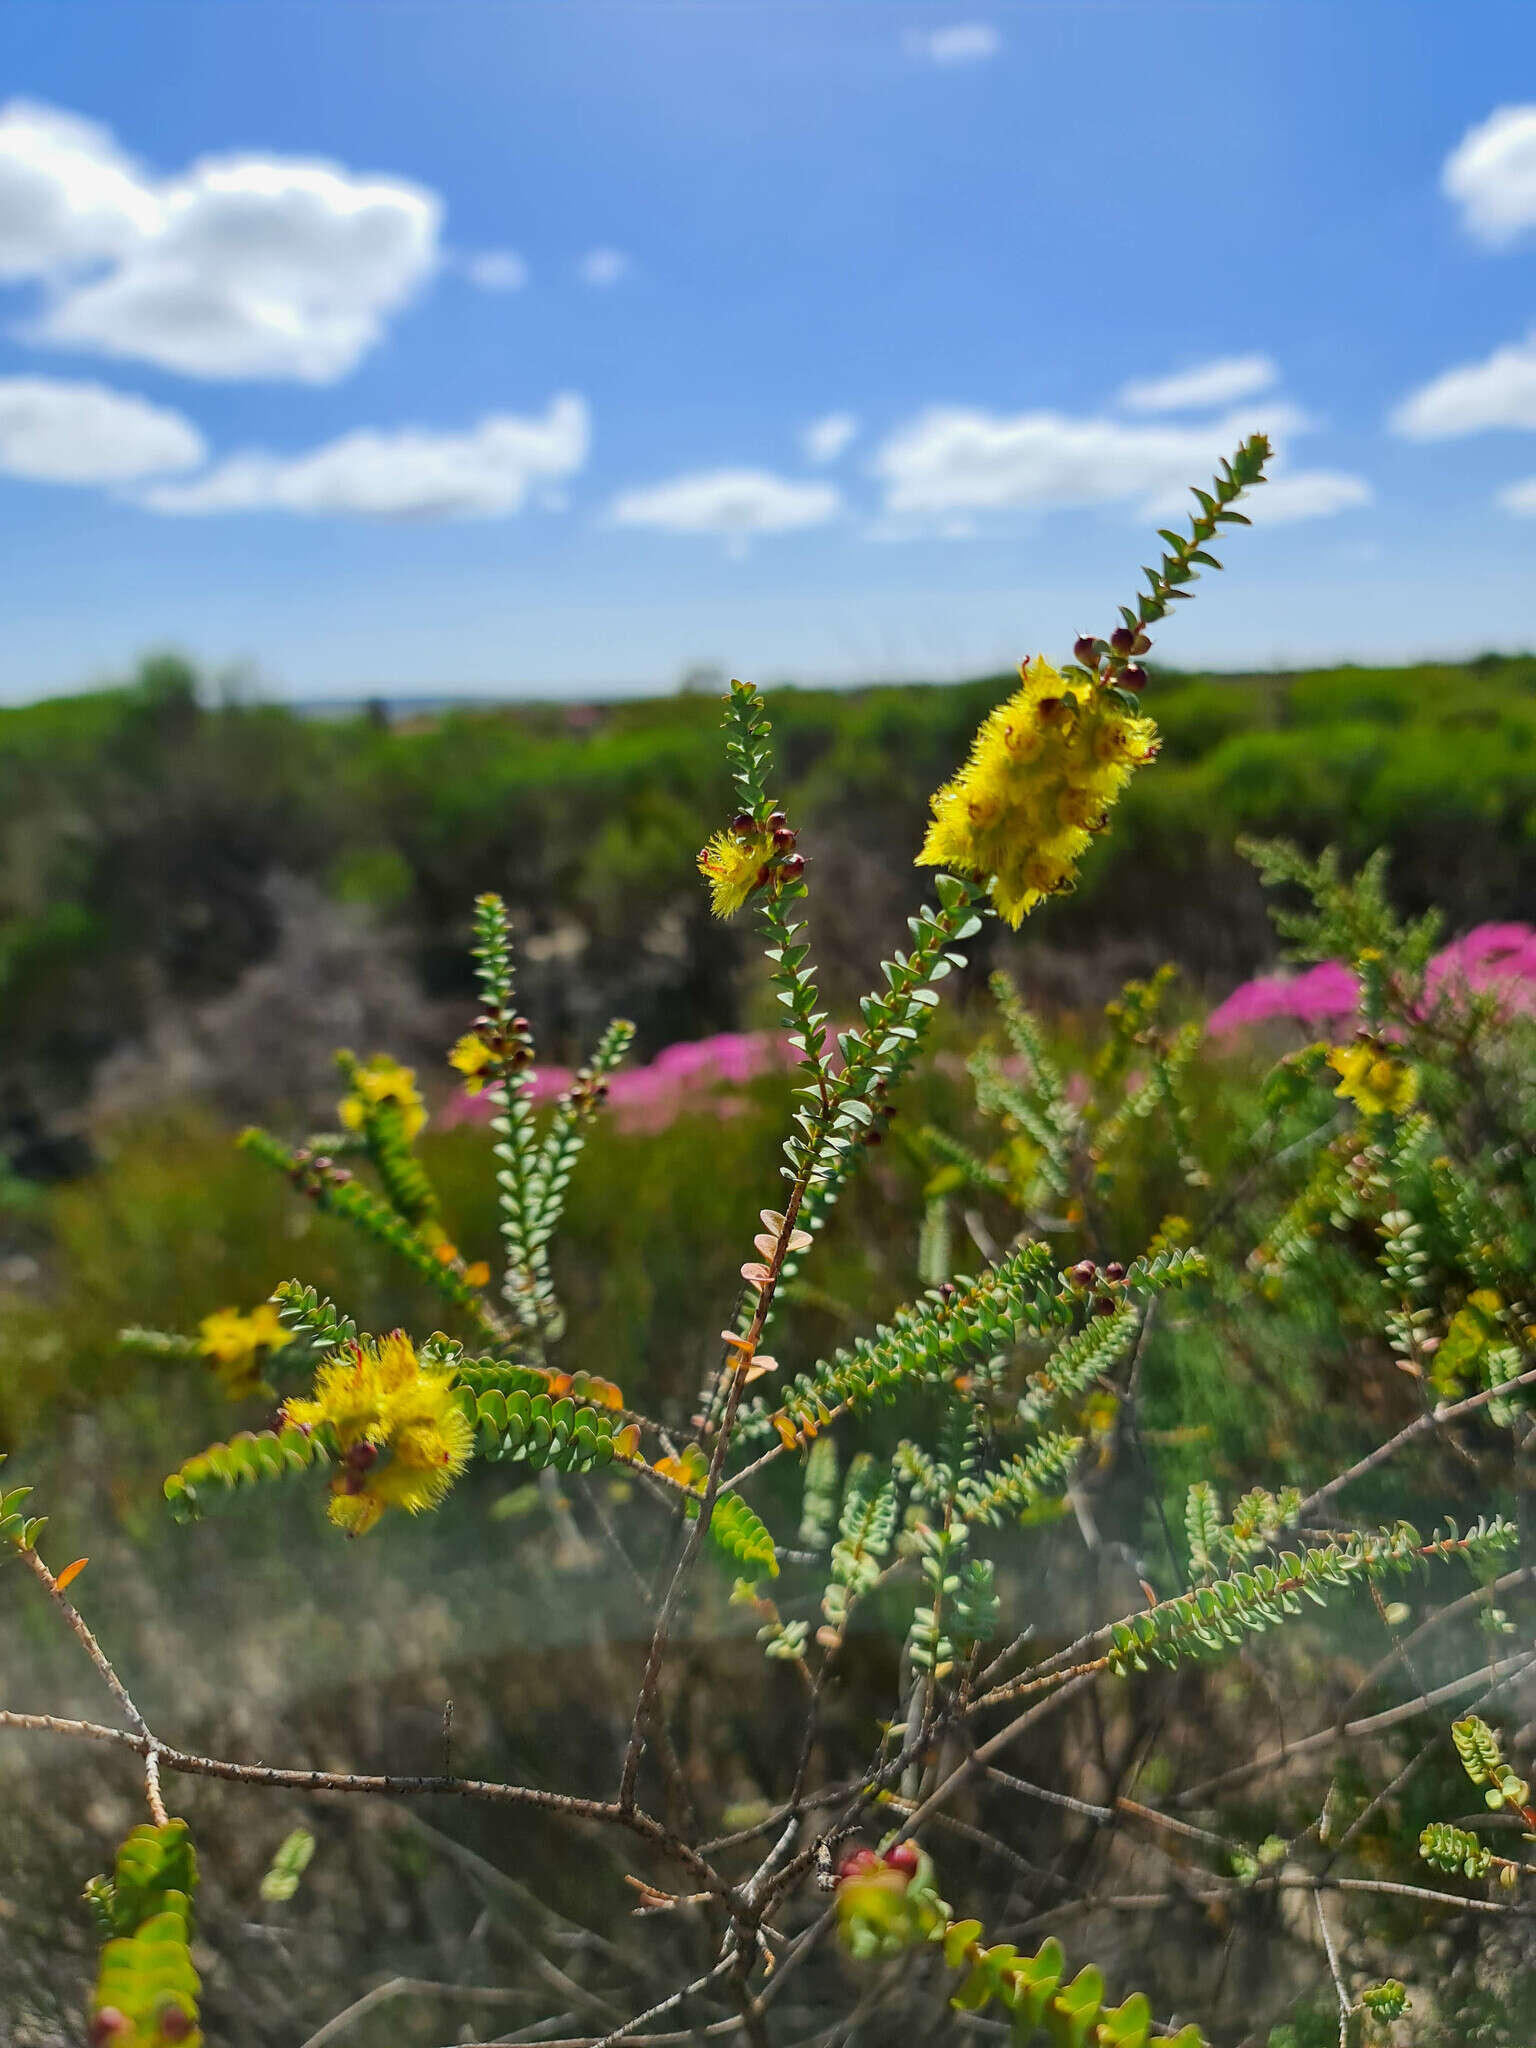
258, 1828, 315, 1905
1419, 1821, 1496, 1881
1108, 1519, 1517, 1675
1453, 1714, 1531, 1810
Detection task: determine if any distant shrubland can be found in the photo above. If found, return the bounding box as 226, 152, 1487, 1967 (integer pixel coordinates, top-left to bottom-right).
3, 648, 1534, 1167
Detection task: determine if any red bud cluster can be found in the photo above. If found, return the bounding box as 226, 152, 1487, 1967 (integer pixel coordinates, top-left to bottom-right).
835, 1839, 920, 1886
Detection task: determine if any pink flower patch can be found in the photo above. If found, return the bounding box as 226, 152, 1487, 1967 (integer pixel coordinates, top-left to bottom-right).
1207, 925, 1536, 1039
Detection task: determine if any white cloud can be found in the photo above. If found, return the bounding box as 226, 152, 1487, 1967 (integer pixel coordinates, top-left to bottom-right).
1497, 476, 1536, 516
0, 375, 204, 483
1119, 354, 1279, 414
578, 247, 631, 287
1246, 469, 1373, 524
609, 467, 840, 552
803, 411, 859, 463
138, 394, 589, 519
1391, 332, 1536, 438
1443, 105, 1536, 246
872, 401, 1314, 520
904, 23, 1001, 64
465, 249, 528, 292
0, 98, 441, 381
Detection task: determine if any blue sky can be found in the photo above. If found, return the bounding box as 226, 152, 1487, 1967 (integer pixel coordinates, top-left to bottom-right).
0, 0, 1533, 700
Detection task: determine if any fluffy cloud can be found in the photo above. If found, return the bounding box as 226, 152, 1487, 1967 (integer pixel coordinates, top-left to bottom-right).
1119, 354, 1279, 413
465, 250, 528, 292
1247, 469, 1373, 524
0, 375, 204, 483
903, 24, 1001, 63
578, 247, 631, 287
1392, 333, 1536, 438
1443, 105, 1536, 246
871, 402, 1315, 519
1496, 476, 1536, 516
138, 394, 588, 519
609, 467, 840, 548
802, 411, 859, 463
0, 98, 440, 382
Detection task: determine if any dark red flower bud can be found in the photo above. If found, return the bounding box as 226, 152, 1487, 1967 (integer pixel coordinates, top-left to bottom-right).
1073, 635, 1098, 667
1093, 1294, 1117, 1316
836, 1845, 881, 1881
1037, 696, 1064, 722
884, 1840, 920, 1876
158, 2006, 194, 2044
1103, 1261, 1126, 1283
939, 1281, 957, 1300
1119, 664, 1148, 692
755, 864, 773, 888
328, 1167, 353, 1186
89, 2012, 131, 2047
311, 1156, 333, 1174
865, 1129, 882, 1146
345, 1440, 379, 1473
772, 826, 797, 852
1069, 1260, 1097, 1288
731, 811, 755, 835
1110, 626, 1136, 656
767, 810, 788, 832
780, 853, 806, 881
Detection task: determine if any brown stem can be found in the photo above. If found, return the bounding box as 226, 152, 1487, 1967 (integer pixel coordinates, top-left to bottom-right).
618, 1171, 812, 1814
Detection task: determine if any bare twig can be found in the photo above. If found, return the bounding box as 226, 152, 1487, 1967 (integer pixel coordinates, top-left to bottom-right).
19, 1546, 166, 1823
296, 1977, 537, 2048
1296, 1366, 1536, 1522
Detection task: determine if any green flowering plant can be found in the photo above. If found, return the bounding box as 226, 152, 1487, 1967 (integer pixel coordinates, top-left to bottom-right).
7, 434, 1536, 2045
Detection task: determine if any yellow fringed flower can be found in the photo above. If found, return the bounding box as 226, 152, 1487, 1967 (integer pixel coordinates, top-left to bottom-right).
698, 829, 772, 918
916, 655, 1160, 926
283, 1329, 473, 1536
1327, 1041, 1419, 1118
337, 1053, 426, 1139
198, 1302, 287, 1399
448, 1032, 495, 1093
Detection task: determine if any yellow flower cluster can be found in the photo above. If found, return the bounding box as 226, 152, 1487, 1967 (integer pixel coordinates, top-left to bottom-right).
197, 1302, 287, 1399
448, 1032, 495, 1093
1327, 1040, 1419, 1118
283, 1329, 473, 1536
917, 656, 1160, 926
697, 829, 773, 918
337, 1054, 426, 1139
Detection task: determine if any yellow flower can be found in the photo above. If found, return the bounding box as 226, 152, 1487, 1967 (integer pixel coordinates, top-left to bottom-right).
448, 1032, 495, 1093
917, 656, 1160, 926
283, 1330, 473, 1536
337, 1054, 426, 1139
1327, 1041, 1419, 1118
697, 829, 772, 918
198, 1302, 288, 1398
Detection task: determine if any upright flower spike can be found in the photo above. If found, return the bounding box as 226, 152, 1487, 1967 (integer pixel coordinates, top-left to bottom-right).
336, 1053, 427, 1140
282, 1329, 473, 1536
448, 1031, 496, 1092
698, 826, 773, 918
917, 436, 1269, 927
1327, 1039, 1419, 1118
918, 656, 1159, 926
196, 1302, 287, 1400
